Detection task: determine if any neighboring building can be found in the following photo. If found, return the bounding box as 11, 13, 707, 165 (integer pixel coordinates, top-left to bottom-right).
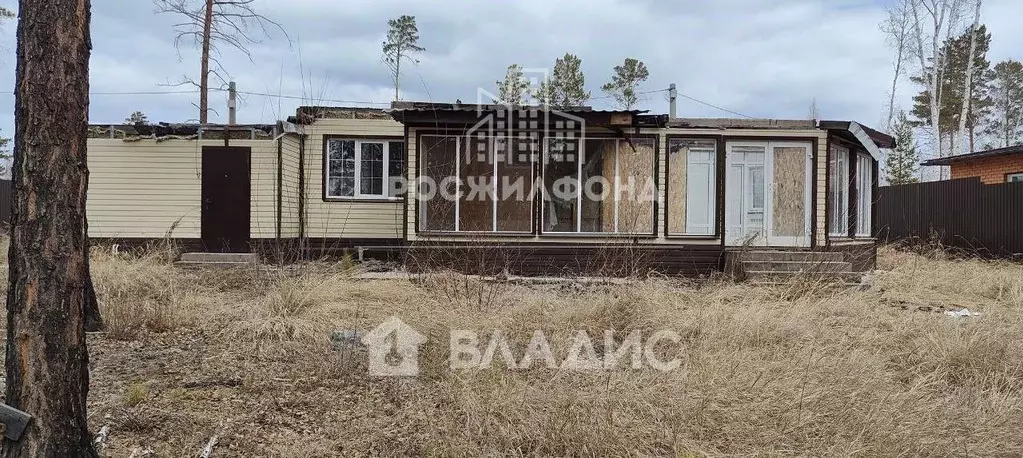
85, 103, 893, 275
922, 145, 1023, 184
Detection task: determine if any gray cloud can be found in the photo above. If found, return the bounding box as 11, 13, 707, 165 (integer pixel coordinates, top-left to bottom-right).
0, 0, 1021, 139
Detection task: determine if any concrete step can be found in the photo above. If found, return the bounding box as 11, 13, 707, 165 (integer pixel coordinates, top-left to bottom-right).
177, 252, 260, 268
741, 260, 852, 273
744, 270, 864, 284
733, 251, 845, 263
179, 252, 259, 264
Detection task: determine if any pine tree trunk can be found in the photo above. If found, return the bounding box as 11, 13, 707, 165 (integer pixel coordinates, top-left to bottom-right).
200, 0, 213, 124
4, 0, 98, 456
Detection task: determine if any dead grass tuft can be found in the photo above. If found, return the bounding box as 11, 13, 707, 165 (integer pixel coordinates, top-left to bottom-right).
50, 244, 1023, 455
90, 247, 204, 340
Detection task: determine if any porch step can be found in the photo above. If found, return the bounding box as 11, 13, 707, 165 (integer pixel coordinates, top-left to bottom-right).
726, 250, 864, 285
177, 252, 259, 267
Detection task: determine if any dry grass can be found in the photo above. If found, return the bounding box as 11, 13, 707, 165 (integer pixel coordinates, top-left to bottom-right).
4, 243, 1023, 456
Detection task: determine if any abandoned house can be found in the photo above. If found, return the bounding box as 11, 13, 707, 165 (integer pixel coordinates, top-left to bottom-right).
85, 103, 894, 278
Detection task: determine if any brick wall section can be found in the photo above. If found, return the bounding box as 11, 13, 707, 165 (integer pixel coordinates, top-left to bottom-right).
950, 152, 1023, 184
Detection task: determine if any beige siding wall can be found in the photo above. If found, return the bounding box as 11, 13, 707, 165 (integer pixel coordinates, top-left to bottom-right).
249, 139, 278, 239
406, 127, 829, 246
280, 135, 302, 238
302, 118, 405, 239
87, 138, 279, 239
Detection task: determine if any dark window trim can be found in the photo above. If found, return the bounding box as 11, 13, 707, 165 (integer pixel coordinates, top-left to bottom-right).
537, 133, 660, 238
412, 129, 659, 238
321, 134, 405, 203
664, 134, 722, 239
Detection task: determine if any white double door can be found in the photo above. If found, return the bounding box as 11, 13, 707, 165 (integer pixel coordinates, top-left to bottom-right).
725, 141, 813, 247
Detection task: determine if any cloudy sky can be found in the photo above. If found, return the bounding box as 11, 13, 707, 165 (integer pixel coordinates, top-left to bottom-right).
0, 0, 1021, 150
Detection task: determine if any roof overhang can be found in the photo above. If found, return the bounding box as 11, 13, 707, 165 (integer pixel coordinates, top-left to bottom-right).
819, 120, 895, 162
388, 102, 660, 129
921, 145, 1023, 166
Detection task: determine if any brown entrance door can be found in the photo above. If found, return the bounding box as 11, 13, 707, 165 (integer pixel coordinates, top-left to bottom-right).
201, 146, 251, 252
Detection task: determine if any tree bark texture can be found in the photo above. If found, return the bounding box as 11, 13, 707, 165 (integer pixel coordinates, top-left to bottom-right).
200, 0, 212, 124
4, 0, 98, 456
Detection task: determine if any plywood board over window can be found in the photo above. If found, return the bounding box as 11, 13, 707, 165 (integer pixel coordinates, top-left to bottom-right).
667, 138, 717, 236
617, 138, 656, 234
772, 146, 808, 238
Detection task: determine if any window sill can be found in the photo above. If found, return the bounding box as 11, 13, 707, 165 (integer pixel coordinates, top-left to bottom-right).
415, 231, 536, 238
664, 234, 719, 240
323, 197, 404, 203
538, 232, 658, 239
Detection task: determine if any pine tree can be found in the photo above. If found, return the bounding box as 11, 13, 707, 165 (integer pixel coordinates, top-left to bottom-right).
600, 58, 649, 110
382, 15, 425, 101
496, 64, 529, 106
886, 111, 920, 185
984, 60, 1023, 147
534, 53, 590, 109
911, 25, 993, 154
7, 0, 99, 454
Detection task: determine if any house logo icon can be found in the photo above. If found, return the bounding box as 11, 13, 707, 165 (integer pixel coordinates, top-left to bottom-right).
361, 316, 427, 377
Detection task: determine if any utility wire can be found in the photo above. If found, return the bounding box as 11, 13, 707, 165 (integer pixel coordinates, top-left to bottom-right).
677, 92, 754, 119
3, 85, 755, 117
235, 90, 391, 106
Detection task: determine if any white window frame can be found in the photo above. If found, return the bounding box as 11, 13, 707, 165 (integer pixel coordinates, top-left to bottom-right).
829, 145, 850, 236
324, 138, 404, 200
541, 137, 655, 235
856, 152, 873, 237
1007, 172, 1023, 183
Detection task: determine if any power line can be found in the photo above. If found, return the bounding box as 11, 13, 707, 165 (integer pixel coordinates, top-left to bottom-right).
2, 89, 205, 96
235, 90, 391, 106
677, 92, 754, 119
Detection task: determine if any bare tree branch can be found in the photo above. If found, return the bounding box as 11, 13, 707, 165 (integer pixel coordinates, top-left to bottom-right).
154, 0, 291, 123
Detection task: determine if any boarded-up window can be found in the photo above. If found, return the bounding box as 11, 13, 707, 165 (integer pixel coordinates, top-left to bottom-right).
771, 146, 808, 238
617, 138, 656, 233
667, 139, 717, 235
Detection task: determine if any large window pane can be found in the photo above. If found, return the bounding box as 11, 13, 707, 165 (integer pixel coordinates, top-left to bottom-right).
360, 142, 384, 196
420, 136, 458, 231
327, 139, 356, 198
544, 138, 579, 232
459, 135, 494, 231
581, 139, 616, 232
857, 153, 873, 236
496, 138, 534, 232
829, 145, 849, 235
388, 141, 406, 197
